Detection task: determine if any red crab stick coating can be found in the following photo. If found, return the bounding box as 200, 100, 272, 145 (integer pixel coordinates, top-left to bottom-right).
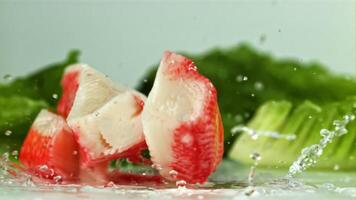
19, 110, 80, 182
142, 51, 224, 184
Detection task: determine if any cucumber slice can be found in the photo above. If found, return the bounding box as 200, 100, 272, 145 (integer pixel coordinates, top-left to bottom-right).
228, 101, 292, 165
262, 101, 321, 167
229, 99, 356, 171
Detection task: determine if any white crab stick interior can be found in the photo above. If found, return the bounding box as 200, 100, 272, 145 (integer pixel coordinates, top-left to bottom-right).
67, 64, 127, 121
34, 110, 69, 136
142, 54, 206, 176
64, 64, 146, 158
72, 92, 145, 157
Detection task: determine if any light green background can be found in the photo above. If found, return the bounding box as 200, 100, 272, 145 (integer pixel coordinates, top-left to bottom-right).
0, 0, 354, 87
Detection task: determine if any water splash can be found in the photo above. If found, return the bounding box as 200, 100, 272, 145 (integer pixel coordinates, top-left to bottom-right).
254, 82, 264, 91
236, 75, 248, 82
175, 180, 187, 188
53, 175, 62, 183
168, 170, 178, 179
4, 130, 12, 136
259, 34, 267, 44
0, 156, 354, 198
231, 125, 296, 141
244, 152, 261, 196
52, 93, 59, 100
3, 74, 13, 81
287, 114, 355, 177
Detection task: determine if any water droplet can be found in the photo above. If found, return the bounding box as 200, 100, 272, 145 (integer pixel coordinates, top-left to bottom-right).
308, 115, 313, 119
343, 115, 351, 121
293, 67, 297, 71
333, 164, 340, 171
52, 93, 58, 100
53, 175, 62, 183
234, 115, 243, 123
251, 93, 255, 97
2, 152, 9, 161
72, 150, 78, 155
336, 127, 347, 136
244, 186, 256, 196
322, 183, 335, 190
333, 120, 342, 127
197, 195, 204, 200
286, 134, 296, 141
4, 130, 12, 136
49, 169, 55, 176
106, 181, 115, 187
175, 180, 186, 188
143, 79, 148, 83
236, 75, 248, 82
169, 170, 178, 179
11, 150, 18, 156
39, 165, 48, 172
259, 34, 266, 44
320, 129, 329, 137
316, 147, 323, 156
188, 64, 197, 71
251, 132, 259, 140
254, 82, 264, 91
250, 152, 261, 161
3, 74, 12, 81
236, 75, 243, 82
151, 163, 162, 170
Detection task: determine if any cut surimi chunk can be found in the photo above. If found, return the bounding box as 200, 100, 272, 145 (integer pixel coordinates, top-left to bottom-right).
19, 110, 79, 182
142, 51, 224, 184
57, 64, 147, 166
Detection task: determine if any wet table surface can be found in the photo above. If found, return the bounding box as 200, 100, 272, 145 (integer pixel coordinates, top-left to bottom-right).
0, 160, 355, 200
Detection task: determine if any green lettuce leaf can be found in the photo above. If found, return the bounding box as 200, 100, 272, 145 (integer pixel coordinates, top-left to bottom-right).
0, 50, 80, 108
0, 50, 80, 154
